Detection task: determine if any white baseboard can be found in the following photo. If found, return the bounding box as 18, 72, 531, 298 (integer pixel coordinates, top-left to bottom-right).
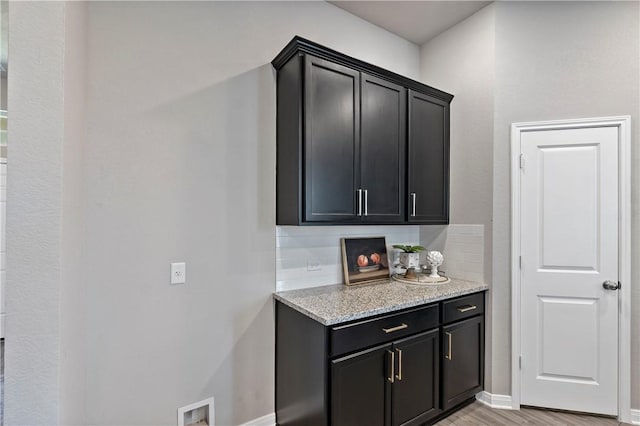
630, 408, 640, 425
240, 412, 275, 426
476, 391, 516, 410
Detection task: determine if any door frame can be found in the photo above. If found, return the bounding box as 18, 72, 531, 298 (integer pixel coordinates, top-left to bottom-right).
510, 116, 631, 422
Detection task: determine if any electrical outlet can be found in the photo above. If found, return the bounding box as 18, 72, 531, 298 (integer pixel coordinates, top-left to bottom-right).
171, 262, 186, 285
307, 260, 322, 272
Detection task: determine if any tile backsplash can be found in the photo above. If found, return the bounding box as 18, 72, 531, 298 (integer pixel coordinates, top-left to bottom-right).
276, 223, 485, 292
420, 224, 484, 282
276, 225, 421, 291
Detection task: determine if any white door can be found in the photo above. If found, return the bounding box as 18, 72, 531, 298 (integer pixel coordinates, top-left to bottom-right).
520, 126, 619, 415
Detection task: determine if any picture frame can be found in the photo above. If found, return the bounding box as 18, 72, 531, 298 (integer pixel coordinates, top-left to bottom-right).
340, 236, 390, 285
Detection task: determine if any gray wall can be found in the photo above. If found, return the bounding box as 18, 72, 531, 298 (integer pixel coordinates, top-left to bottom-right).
419, 3, 495, 389
9, 2, 638, 424
493, 0, 640, 403
60, 2, 88, 424
4, 2, 417, 425
81, 4, 419, 422
420, 1, 640, 406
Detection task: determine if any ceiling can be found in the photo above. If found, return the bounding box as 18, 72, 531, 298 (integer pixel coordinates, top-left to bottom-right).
329, 1, 491, 45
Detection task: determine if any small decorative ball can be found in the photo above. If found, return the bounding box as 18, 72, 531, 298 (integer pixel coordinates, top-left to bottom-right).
426, 251, 444, 278
426, 251, 443, 266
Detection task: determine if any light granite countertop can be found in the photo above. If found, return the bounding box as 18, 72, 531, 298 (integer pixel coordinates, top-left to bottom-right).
274, 278, 489, 326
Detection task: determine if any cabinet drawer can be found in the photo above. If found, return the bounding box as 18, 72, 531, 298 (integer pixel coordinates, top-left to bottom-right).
330, 304, 439, 357
442, 292, 484, 325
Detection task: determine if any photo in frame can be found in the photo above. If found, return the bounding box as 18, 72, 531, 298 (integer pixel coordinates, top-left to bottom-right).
341, 237, 390, 285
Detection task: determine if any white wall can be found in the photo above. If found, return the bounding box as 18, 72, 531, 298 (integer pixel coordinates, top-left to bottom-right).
0, 161, 6, 337
5, 3, 66, 424
6, 3, 89, 425
76, 2, 419, 425
420, 2, 496, 391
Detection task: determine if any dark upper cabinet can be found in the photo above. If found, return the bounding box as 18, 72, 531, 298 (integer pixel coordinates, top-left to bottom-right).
360, 73, 406, 223
304, 55, 361, 223
274, 36, 453, 225
441, 315, 485, 411
408, 90, 450, 224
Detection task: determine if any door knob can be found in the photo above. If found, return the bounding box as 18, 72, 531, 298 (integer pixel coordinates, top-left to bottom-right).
602, 280, 620, 291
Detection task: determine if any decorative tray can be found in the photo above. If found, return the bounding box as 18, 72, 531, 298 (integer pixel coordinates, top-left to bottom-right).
392, 273, 451, 286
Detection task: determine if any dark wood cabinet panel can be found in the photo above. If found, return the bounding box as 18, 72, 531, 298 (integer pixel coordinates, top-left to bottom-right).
304, 55, 360, 223
408, 90, 450, 224
392, 330, 440, 426
331, 344, 391, 426
275, 54, 303, 226
275, 302, 328, 426
330, 303, 438, 358
273, 37, 452, 226
275, 291, 485, 426
442, 292, 485, 325
360, 73, 406, 223
441, 315, 485, 411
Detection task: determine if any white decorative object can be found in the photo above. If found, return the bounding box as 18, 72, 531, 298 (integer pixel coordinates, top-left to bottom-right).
426, 251, 444, 278
398, 252, 420, 270
392, 273, 450, 286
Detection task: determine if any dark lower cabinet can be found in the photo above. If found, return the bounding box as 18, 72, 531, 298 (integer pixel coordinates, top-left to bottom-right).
391, 330, 440, 426
331, 344, 390, 426
275, 291, 485, 426
331, 330, 440, 426
441, 316, 485, 411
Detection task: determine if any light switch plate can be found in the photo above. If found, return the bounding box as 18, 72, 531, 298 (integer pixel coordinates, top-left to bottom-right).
171, 262, 186, 284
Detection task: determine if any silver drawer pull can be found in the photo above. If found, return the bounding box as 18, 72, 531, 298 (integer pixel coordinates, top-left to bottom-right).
457, 305, 477, 313
382, 323, 408, 334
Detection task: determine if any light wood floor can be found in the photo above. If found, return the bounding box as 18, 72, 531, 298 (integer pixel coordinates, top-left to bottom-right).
435, 402, 632, 425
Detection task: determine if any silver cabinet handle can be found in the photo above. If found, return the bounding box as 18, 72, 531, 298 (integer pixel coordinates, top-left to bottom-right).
395, 348, 403, 381
457, 305, 477, 313
387, 350, 395, 383
363, 189, 368, 216
382, 323, 408, 334
411, 193, 416, 217
445, 332, 452, 360
356, 189, 363, 216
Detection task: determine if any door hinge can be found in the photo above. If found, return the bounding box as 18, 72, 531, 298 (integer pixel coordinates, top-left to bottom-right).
519, 256, 522, 269
519, 356, 522, 369
520, 154, 525, 170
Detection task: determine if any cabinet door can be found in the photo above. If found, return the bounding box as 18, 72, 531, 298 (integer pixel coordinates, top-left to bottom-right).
360, 73, 406, 223
331, 343, 391, 426
407, 90, 449, 224
304, 55, 360, 223
392, 329, 440, 426
441, 316, 484, 411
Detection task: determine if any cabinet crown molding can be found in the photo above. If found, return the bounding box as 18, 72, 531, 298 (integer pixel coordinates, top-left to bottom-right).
272, 35, 454, 103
